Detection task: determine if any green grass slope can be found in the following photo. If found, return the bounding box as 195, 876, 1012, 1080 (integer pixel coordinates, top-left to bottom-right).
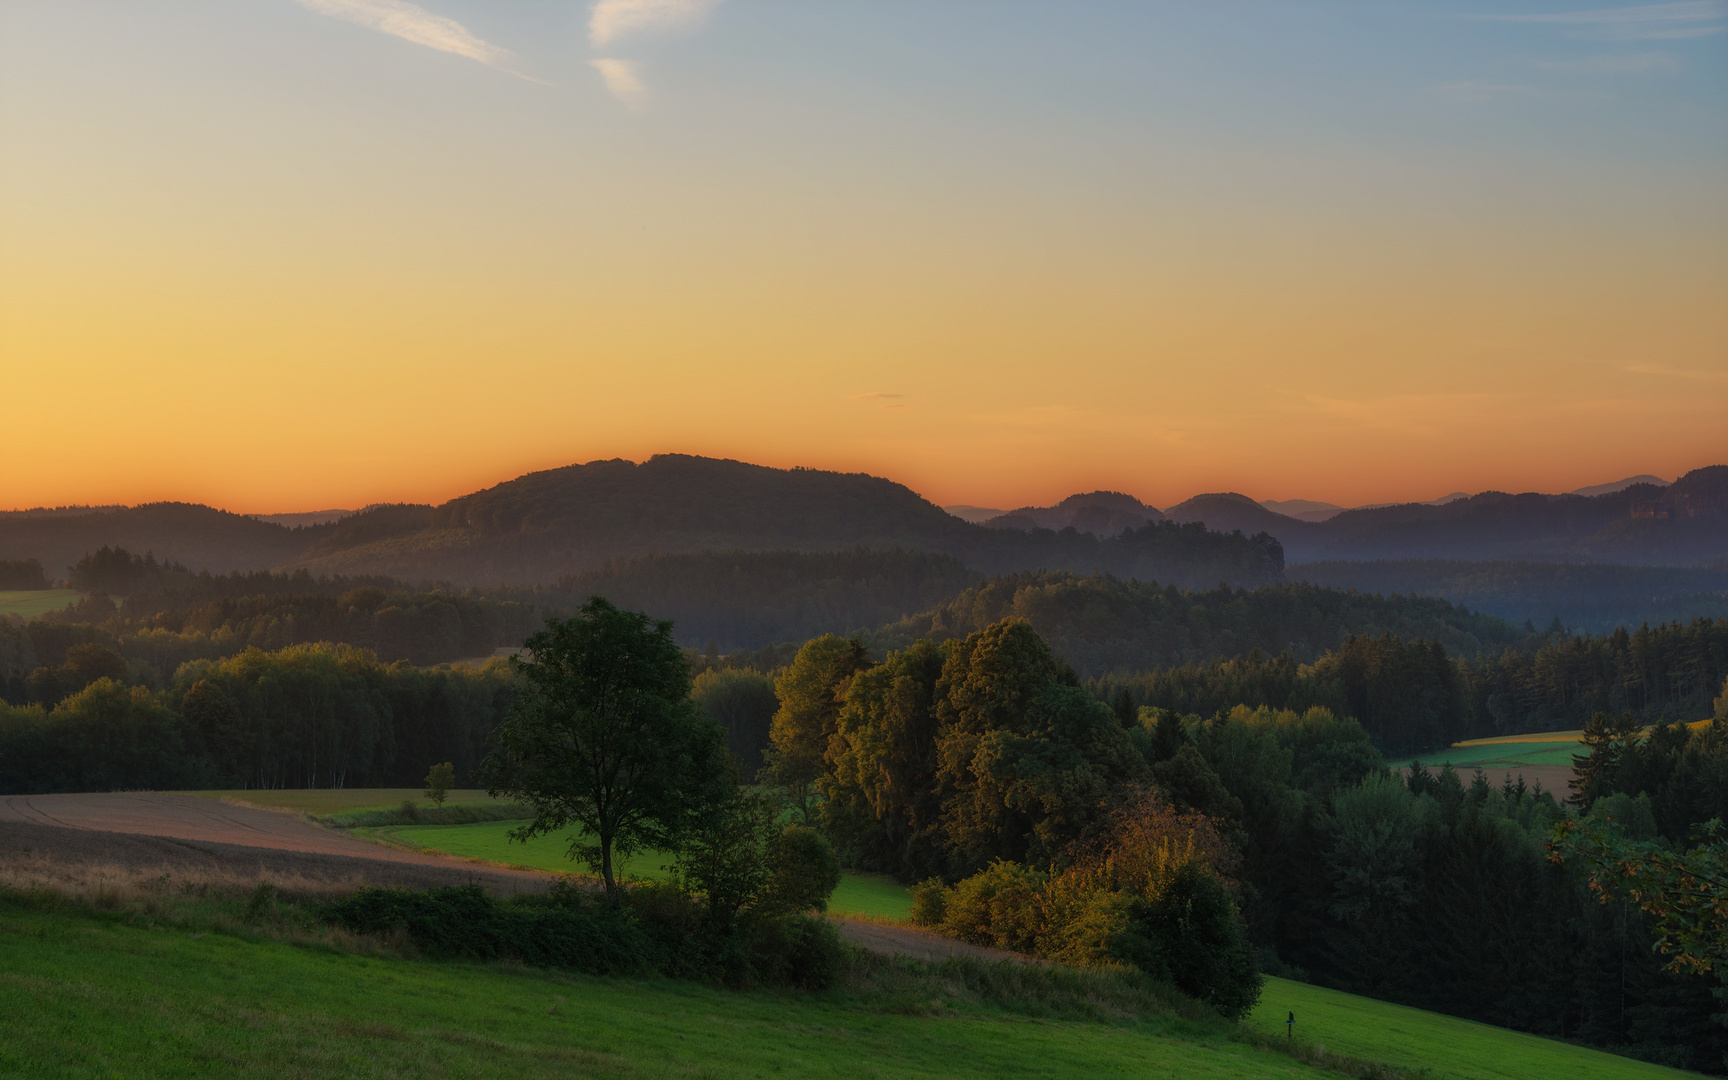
0, 904, 1327, 1080
359, 818, 914, 920
1249, 976, 1697, 1080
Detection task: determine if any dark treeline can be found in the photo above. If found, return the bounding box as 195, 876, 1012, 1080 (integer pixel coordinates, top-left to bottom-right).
1099, 617, 1728, 753
1294, 763, 1725, 1071
0, 630, 788, 793
876, 571, 1522, 680
1461, 618, 1728, 736
0, 558, 48, 589
549, 549, 980, 651
1292, 559, 1728, 637
3, 548, 546, 685
1097, 635, 1466, 756
1571, 705, 1728, 846
966, 519, 1286, 588
0, 644, 515, 793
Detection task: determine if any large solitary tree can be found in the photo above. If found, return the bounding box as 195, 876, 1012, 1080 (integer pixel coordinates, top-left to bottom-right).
485, 597, 728, 896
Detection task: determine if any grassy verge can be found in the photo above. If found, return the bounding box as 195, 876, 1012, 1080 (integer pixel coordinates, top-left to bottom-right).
1247, 976, 1697, 1080
0, 895, 1338, 1080
353, 818, 915, 919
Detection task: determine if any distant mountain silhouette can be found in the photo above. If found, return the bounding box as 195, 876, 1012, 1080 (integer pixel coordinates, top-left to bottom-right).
248, 509, 355, 528
1260, 498, 1344, 523
943, 504, 1008, 524
1163, 492, 1302, 536
982, 490, 1165, 535
1, 459, 1720, 589
1568, 474, 1670, 498
1282, 467, 1727, 564
0, 503, 311, 582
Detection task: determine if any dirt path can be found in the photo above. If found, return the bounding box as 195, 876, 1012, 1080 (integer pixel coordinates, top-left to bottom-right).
0, 793, 1031, 962
0, 793, 552, 894
833, 919, 1032, 963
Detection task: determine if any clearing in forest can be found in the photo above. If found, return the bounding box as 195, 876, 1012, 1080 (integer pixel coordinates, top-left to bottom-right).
0, 589, 80, 619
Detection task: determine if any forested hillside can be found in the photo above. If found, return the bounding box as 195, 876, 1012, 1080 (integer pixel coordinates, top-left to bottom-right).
0, 503, 312, 579
549, 549, 980, 650
0, 549, 545, 696
1292, 559, 1728, 634
874, 572, 1523, 679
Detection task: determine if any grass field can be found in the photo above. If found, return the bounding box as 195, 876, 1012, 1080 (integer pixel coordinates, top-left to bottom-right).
0, 903, 1330, 1080
358, 818, 915, 919
1410, 730, 1583, 772
0, 589, 80, 619
1248, 976, 1695, 1080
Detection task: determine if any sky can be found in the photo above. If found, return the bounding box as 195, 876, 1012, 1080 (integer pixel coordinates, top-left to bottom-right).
1, 0, 1724, 513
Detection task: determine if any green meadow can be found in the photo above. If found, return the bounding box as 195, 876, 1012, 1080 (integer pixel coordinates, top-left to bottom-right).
1410, 730, 1583, 774
0, 589, 80, 619
1248, 976, 1695, 1080
0, 902, 1324, 1080
0, 897, 1694, 1080
358, 817, 914, 920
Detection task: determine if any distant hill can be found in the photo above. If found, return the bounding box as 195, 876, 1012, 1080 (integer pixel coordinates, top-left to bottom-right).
3, 458, 1720, 588
1154, 468, 1726, 565
1164, 492, 1307, 536
248, 509, 355, 528
0, 503, 311, 582
1280, 467, 1728, 564
981, 490, 1165, 535
0, 457, 1281, 589
942, 504, 1007, 524
292, 458, 1280, 588
1568, 474, 1669, 498
1259, 498, 1344, 523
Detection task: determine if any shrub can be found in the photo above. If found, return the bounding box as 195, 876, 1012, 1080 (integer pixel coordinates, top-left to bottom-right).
909, 878, 949, 927
763, 826, 842, 915
907, 789, 1264, 1019
1111, 864, 1262, 1019
938, 861, 1047, 953
321, 880, 846, 988
323, 884, 657, 976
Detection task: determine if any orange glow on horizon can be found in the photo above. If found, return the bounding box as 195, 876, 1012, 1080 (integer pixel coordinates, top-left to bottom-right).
2, 2, 1722, 516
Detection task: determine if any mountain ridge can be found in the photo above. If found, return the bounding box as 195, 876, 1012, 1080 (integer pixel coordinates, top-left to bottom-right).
1, 458, 1721, 586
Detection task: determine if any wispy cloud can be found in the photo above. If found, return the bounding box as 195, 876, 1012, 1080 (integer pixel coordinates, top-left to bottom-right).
1472, 2, 1726, 39
297, 0, 537, 79
1430, 81, 1543, 102
590, 58, 647, 106
1536, 51, 1678, 70
589, 0, 723, 46
852, 393, 910, 409
1626, 363, 1728, 382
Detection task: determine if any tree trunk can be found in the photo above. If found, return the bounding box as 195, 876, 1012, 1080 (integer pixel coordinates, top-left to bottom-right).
601, 836, 616, 899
